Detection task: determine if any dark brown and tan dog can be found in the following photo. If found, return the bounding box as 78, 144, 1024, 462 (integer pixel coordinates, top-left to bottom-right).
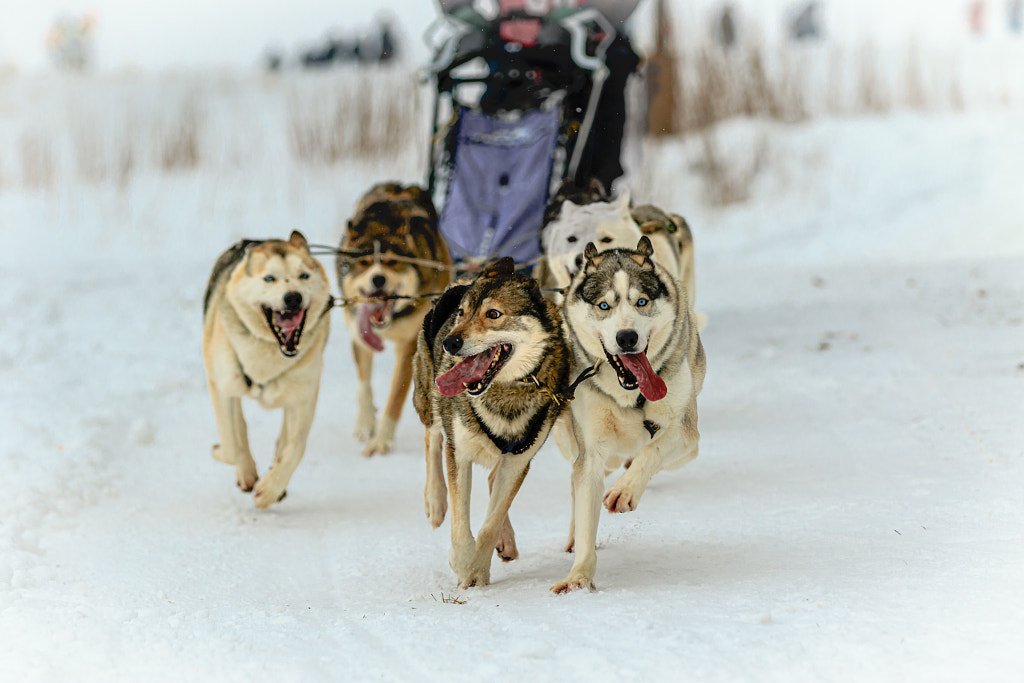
412, 258, 571, 588
338, 183, 451, 455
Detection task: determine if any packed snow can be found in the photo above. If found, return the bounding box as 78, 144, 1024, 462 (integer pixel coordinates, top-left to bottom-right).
1, 64, 1022, 682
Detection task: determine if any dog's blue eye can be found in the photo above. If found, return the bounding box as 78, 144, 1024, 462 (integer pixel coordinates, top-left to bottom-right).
299, 273, 310, 280
264, 275, 276, 283
598, 302, 610, 311
636, 298, 648, 307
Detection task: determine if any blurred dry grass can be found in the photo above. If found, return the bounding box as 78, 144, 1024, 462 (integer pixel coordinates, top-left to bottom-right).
19, 130, 56, 189
654, 38, 978, 204
157, 96, 201, 171
1, 40, 1016, 201
287, 71, 421, 164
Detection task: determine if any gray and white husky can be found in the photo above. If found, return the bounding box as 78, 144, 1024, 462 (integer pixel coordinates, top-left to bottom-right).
551, 236, 706, 593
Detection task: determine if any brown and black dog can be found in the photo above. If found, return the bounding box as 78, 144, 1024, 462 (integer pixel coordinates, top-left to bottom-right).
412, 258, 571, 588
338, 183, 451, 455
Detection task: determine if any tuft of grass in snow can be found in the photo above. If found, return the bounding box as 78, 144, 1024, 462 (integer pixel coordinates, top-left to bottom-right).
430, 592, 466, 605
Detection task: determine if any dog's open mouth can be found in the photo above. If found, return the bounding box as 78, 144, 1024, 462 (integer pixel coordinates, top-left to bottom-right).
604, 346, 667, 401
435, 344, 513, 397
263, 306, 307, 357
356, 292, 394, 353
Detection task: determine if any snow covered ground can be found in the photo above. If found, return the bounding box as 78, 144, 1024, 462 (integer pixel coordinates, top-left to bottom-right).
1, 69, 1022, 682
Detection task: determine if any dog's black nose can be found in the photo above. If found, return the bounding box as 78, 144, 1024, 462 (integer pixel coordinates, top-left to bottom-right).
283, 291, 303, 311
442, 335, 463, 355
371, 274, 387, 289
616, 329, 639, 352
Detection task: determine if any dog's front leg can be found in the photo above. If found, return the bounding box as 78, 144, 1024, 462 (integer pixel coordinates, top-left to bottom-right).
488, 464, 518, 562
446, 440, 478, 587
423, 422, 447, 527
604, 400, 700, 513
253, 398, 317, 509
352, 343, 376, 443
208, 380, 258, 492
464, 453, 532, 587
551, 414, 580, 552
552, 439, 604, 593
364, 338, 416, 456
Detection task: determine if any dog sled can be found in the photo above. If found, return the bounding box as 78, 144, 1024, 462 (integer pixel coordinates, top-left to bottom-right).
424, 1, 636, 266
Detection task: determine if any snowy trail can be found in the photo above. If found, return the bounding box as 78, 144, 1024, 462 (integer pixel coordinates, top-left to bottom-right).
2, 96, 1023, 681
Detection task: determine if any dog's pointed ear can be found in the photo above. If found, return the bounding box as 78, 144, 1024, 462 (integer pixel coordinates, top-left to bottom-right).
588, 177, 607, 200
483, 257, 515, 278
289, 231, 308, 249
631, 235, 654, 266
240, 239, 260, 275
584, 242, 605, 270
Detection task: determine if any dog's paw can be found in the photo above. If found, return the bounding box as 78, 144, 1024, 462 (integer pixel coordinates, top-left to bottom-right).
495, 532, 518, 563
235, 461, 258, 493
353, 398, 376, 443
604, 485, 640, 513
236, 471, 258, 493
362, 416, 397, 456
424, 493, 447, 529
550, 573, 596, 594
450, 544, 489, 588
361, 434, 393, 457
253, 475, 287, 509
212, 443, 236, 465
456, 569, 490, 589
353, 421, 375, 443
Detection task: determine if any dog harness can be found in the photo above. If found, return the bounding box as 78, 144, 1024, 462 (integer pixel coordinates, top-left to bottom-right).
633, 393, 662, 438
473, 403, 553, 455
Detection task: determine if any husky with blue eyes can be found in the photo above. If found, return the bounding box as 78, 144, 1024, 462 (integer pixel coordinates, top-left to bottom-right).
551, 235, 706, 593
202, 231, 332, 509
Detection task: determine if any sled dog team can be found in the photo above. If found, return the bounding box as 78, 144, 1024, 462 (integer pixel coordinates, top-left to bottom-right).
202, 181, 705, 592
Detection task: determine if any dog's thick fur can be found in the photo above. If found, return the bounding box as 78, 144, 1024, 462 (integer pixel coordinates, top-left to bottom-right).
202, 231, 331, 508
412, 258, 571, 588
551, 236, 705, 592
338, 182, 451, 455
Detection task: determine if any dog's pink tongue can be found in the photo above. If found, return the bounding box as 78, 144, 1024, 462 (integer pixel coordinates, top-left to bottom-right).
274, 310, 305, 341
357, 305, 385, 352
620, 352, 667, 401
435, 348, 498, 397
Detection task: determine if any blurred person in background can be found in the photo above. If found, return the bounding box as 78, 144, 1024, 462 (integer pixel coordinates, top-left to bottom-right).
435, 0, 643, 191
46, 14, 95, 70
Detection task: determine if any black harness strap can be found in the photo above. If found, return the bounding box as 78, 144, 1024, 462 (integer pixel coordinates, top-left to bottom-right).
473, 403, 552, 455
634, 395, 663, 439
518, 360, 601, 407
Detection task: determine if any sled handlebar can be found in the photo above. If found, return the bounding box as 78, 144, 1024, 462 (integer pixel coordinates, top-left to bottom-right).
423, 7, 615, 80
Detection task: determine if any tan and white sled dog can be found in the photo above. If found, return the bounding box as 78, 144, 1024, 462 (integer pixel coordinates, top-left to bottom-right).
412, 258, 571, 588
540, 187, 699, 318
338, 183, 451, 455
551, 236, 706, 592
202, 231, 332, 509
